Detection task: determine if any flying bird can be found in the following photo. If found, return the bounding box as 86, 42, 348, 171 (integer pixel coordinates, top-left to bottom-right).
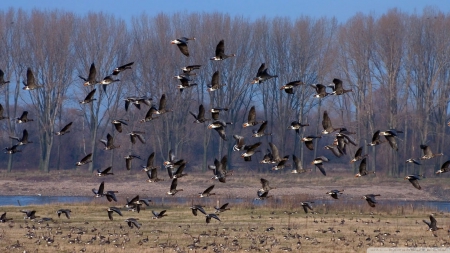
280, 80, 304, 94
326, 189, 344, 199
207, 71, 226, 92
355, 158, 375, 177
79, 63, 97, 86
312, 156, 329, 176
112, 62, 134, 75
436, 160, 450, 174
404, 174, 422, 190
79, 88, 97, 104
243, 106, 260, 127
328, 78, 352, 95
167, 178, 183, 196
100, 133, 120, 150
55, 122, 73, 136
419, 145, 443, 160
23, 68, 42, 90
251, 63, 278, 84
76, 153, 92, 166
56, 209, 71, 219
97, 166, 114, 176
362, 194, 380, 207
171, 37, 195, 56
0, 69, 10, 86
210, 40, 235, 60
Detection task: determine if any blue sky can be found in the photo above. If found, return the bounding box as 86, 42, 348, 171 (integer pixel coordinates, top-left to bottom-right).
3, 0, 450, 22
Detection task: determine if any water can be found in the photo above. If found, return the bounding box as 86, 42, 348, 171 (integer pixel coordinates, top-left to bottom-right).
0, 195, 449, 213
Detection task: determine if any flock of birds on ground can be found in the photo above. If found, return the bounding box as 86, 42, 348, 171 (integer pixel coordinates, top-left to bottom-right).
0, 36, 448, 250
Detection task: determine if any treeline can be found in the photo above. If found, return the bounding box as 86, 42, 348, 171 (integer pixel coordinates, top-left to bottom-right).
0, 7, 449, 177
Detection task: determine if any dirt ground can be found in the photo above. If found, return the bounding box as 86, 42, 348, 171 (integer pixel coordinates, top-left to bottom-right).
0, 169, 447, 202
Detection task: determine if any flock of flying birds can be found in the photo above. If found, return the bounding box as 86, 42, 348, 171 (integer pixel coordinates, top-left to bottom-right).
0, 36, 447, 233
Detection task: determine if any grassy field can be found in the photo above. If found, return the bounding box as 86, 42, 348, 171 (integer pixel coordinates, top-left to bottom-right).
0, 197, 449, 253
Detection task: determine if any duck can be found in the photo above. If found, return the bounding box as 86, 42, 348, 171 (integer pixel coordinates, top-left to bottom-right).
419, 145, 443, 160
79, 88, 97, 104
210, 40, 235, 60
181, 65, 201, 73
291, 154, 311, 174
435, 160, 450, 174
199, 185, 215, 197
368, 130, 385, 146
56, 209, 71, 219
328, 78, 352, 95
112, 62, 134, 75
140, 107, 158, 122
171, 37, 195, 56
206, 213, 221, 223
190, 205, 206, 216
326, 189, 343, 199
0, 104, 9, 120
152, 210, 167, 219
16, 111, 33, 123
4, 145, 21, 154
423, 215, 442, 232
125, 218, 141, 229
0, 69, 10, 85
55, 122, 73, 136
301, 136, 321, 150
322, 111, 339, 134
241, 142, 262, 161
242, 106, 260, 127
10, 129, 32, 145
92, 181, 105, 197
288, 121, 309, 135
128, 131, 145, 144
146, 168, 164, 182
355, 158, 375, 177
190, 104, 210, 123
214, 203, 230, 213
111, 119, 128, 133
79, 63, 98, 86
23, 68, 42, 90
252, 121, 271, 137
310, 84, 329, 98
301, 202, 314, 213
404, 174, 423, 190
362, 194, 380, 207
232, 135, 245, 151
350, 147, 368, 163
76, 153, 92, 166
107, 207, 123, 221
311, 156, 329, 176
280, 80, 304, 94
251, 63, 278, 84
167, 178, 183, 196
125, 154, 142, 170
141, 152, 159, 172
97, 166, 114, 176
207, 71, 226, 92
99, 133, 120, 150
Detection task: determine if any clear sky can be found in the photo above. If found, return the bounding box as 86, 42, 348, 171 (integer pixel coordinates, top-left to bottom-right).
2, 0, 450, 22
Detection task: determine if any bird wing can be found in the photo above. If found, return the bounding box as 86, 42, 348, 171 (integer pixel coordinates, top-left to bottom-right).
98, 181, 104, 195
256, 63, 266, 76
359, 158, 367, 175
80, 153, 92, 163
304, 141, 314, 150
315, 163, 326, 176
372, 130, 381, 142
214, 126, 227, 141
215, 40, 225, 56
88, 63, 96, 82
292, 155, 303, 171
430, 215, 437, 228
170, 178, 178, 191
211, 71, 220, 87
233, 135, 245, 150
176, 43, 189, 56
203, 185, 215, 194
385, 135, 398, 151
420, 145, 432, 156
409, 178, 421, 190
257, 121, 267, 134
159, 94, 167, 111
147, 152, 155, 167
269, 142, 280, 161
26, 68, 36, 86
322, 111, 332, 131
248, 106, 256, 123
441, 160, 450, 172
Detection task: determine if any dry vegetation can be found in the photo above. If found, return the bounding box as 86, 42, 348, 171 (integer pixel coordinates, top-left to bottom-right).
0, 200, 448, 253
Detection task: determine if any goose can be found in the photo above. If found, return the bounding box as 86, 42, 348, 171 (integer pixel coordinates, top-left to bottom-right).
350, 147, 368, 163
259, 178, 276, 192
251, 63, 278, 84
154, 94, 172, 114
4, 145, 21, 154
210, 40, 235, 60
291, 154, 311, 174
99, 75, 120, 90
190, 104, 209, 123
0, 104, 9, 120
105, 191, 119, 203
164, 149, 181, 169
326, 189, 343, 199
379, 129, 403, 151
56, 209, 71, 219
209, 155, 231, 183
324, 145, 343, 158
423, 215, 442, 232
146, 168, 164, 182
92, 181, 105, 197
252, 121, 271, 137
243, 106, 260, 127
268, 142, 282, 163
79, 63, 98, 86
280, 80, 304, 94
199, 185, 215, 197
107, 207, 123, 221
301, 136, 321, 150
288, 121, 309, 135
125, 218, 141, 229
406, 158, 421, 165
311, 156, 329, 176
435, 160, 450, 174
10, 129, 32, 145
232, 135, 245, 151
167, 178, 183, 196
141, 152, 159, 172
405, 175, 422, 190
272, 156, 290, 170
328, 78, 352, 95
171, 37, 195, 56
335, 133, 357, 155
167, 162, 187, 179
125, 154, 142, 170
310, 84, 329, 98
255, 190, 271, 200
355, 158, 375, 177
208, 119, 228, 129
140, 107, 158, 122
0, 69, 10, 85
125, 195, 150, 212
55, 122, 73, 136
206, 213, 221, 223
23, 68, 42, 90
301, 202, 314, 213
124, 96, 152, 111
260, 149, 274, 164
99, 133, 120, 150
368, 130, 385, 146
181, 65, 201, 73
190, 205, 207, 216
97, 166, 114, 176
362, 194, 380, 207
214, 203, 230, 213
322, 111, 338, 134
0, 212, 12, 223
76, 153, 92, 166
152, 210, 167, 219
207, 71, 226, 92
128, 131, 145, 144
112, 62, 134, 75
20, 210, 38, 220
176, 76, 197, 92
16, 111, 33, 123
241, 142, 262, 161
111, 119, 128, 133
79, 88, 97, 104
419, 145, 443, 160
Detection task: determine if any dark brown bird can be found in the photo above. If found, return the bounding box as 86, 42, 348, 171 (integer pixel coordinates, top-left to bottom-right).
362, 194, 380, 207
107, 207, 123, 221
241, 142, 262, 161
232, 135, 245, 151
355, 158, 375, 177
207, 71, 226, 92
199, 185, 215, 197
10, 129, 32, 145
111, 119, 128, 133
301, 202, 314, 213
288, 121, 309, 135
210, 39, 235, 60
436, 160, 450, 174
125, 154, 142, 171
368, 130, 385, 146
301, 136, 321, 150
79, 88, 97, 104
171, 37, 195, 56
214, 203, 230, 213
55, 122, 73, 136
419, 145, 443, 160
350, 147, 368, 163
190, 205, 206, 216
128, 131, 145, 144
252, 121, 271, 137
99, 133, 120, 150
311, 156, 329, 176
209, 155, 231, 183
251, 63, 278, 84
152, 210, 167, 219
326, 189, 343, 199
280, 80, 304, 94
404, 174, 422, 190
76, 153, 92, 166
190, 104, 209, 123
322, 111, 338, 134
140, 106, 158, 122
291, 154, 311, 174
167, 178, 183, 196
423, 215, 442, 232
242, 106, 260, 127
16, 111, 33, 123
56, 209, 71, 219
112, 62, 134, 75
259, 178, 276, 192
97, 166, 114, 176
79, 63, 98, 86
23, 68, 42, 90
146, 168, 164, 182
310, 84, 329, 98
141, 152, 159, 172
379, 129, 403, 151
328, 78, 352, 95
0, 69, 10, 85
